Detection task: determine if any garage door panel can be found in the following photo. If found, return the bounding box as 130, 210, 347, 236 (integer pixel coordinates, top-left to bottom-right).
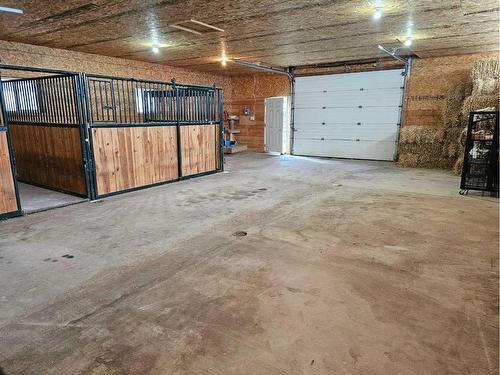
293, 69, 405, 161
294, 123, 398, 142
294, 89, 402, 108
293, 139, 396, 161
294, 106, 401, 124
295, 70, 404, 92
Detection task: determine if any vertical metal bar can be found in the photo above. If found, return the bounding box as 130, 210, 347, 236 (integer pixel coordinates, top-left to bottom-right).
39, 79, 46, 123
97, 80, 103, 122
19, 80, 26, 123
205, 90, 209, 123
105, 80, 111, 122
175, 84, 182, 178
91, 79, 97, 123
81, 74, 98, 199
52, 77, 60, 124
218, 88, 224, 171
55, 76, 65, 124
169, 88, 173, 122
60, 76, 69, 124
115, 79, 122, 124
73, 74, 91, 198
109, 79, 117, 123
120, 79, 126, 124
66, 75, 76, 124
132, 80, 138, 124
0, 76, 22, 213
161, 84, 166, 122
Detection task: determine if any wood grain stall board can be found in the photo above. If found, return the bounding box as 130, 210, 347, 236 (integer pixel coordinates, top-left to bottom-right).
0, 132, 18, 215
180, 125, 216, 176
92, 126, 178, 195
9, 124, 86, 195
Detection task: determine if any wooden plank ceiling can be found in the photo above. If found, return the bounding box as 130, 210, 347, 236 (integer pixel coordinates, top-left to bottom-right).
0, 0, 498, 75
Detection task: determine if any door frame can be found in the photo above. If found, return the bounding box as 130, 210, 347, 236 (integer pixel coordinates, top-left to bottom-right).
264, 96, 289, 154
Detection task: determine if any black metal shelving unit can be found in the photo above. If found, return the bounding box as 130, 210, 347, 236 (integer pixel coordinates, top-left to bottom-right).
460, 111, 499, 196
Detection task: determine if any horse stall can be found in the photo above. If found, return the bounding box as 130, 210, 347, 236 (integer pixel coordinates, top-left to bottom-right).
84, 75, 223, 198
0, 68, 88, 216
0, 66, 223, 219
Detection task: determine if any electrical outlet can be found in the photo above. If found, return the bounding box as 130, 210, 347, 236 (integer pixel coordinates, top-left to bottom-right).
250, 116, 255, 121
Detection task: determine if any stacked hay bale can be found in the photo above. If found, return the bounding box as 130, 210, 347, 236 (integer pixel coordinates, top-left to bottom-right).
441, 80, 472, 173
452, 58, 499, 174
398, 126, 451, 168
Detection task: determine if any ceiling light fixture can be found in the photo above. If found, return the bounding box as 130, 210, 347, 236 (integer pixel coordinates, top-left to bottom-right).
152, 46, 159, 54
373, 8, 382, 20
221, 59, 227, 67
0, 6, 23, 14
403, 38, 413, 47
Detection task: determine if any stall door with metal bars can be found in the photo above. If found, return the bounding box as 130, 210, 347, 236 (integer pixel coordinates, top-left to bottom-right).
293, 69, 405, 161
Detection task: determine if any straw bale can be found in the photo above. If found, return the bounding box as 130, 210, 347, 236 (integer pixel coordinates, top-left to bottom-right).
442, 80, 472, 128
472, 78, 499, 96
398, 142, 452, 169
461, 94, 499, 119
398, 153, 419, 168
452, 158, 463, 176
399, 126, 445, 144
471, 58, 499, 81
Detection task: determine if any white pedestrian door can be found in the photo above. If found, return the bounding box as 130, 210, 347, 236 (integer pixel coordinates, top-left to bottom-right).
265, 97, 284, 153
293, 69, 405, 161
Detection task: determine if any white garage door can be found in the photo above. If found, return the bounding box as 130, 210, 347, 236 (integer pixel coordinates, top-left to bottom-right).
293, 69, 405, 161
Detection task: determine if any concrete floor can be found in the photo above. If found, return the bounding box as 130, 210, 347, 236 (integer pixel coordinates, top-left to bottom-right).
0, 153, 498, 375
18, 182, 86, 214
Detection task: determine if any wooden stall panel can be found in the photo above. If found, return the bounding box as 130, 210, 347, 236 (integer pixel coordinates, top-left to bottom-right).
9, 124, 86, 195
92, 126, 178, 195
180, 124, 217, 177
0, 132, 18, 215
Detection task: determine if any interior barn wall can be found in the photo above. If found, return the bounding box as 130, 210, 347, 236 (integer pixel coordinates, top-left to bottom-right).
227, 73, 290, 152
10, 124, 86, 195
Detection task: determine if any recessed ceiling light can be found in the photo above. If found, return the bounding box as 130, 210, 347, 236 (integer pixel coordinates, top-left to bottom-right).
152, 46, 159, 54
404, 39, 412, 47
373, 8, 382, 20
